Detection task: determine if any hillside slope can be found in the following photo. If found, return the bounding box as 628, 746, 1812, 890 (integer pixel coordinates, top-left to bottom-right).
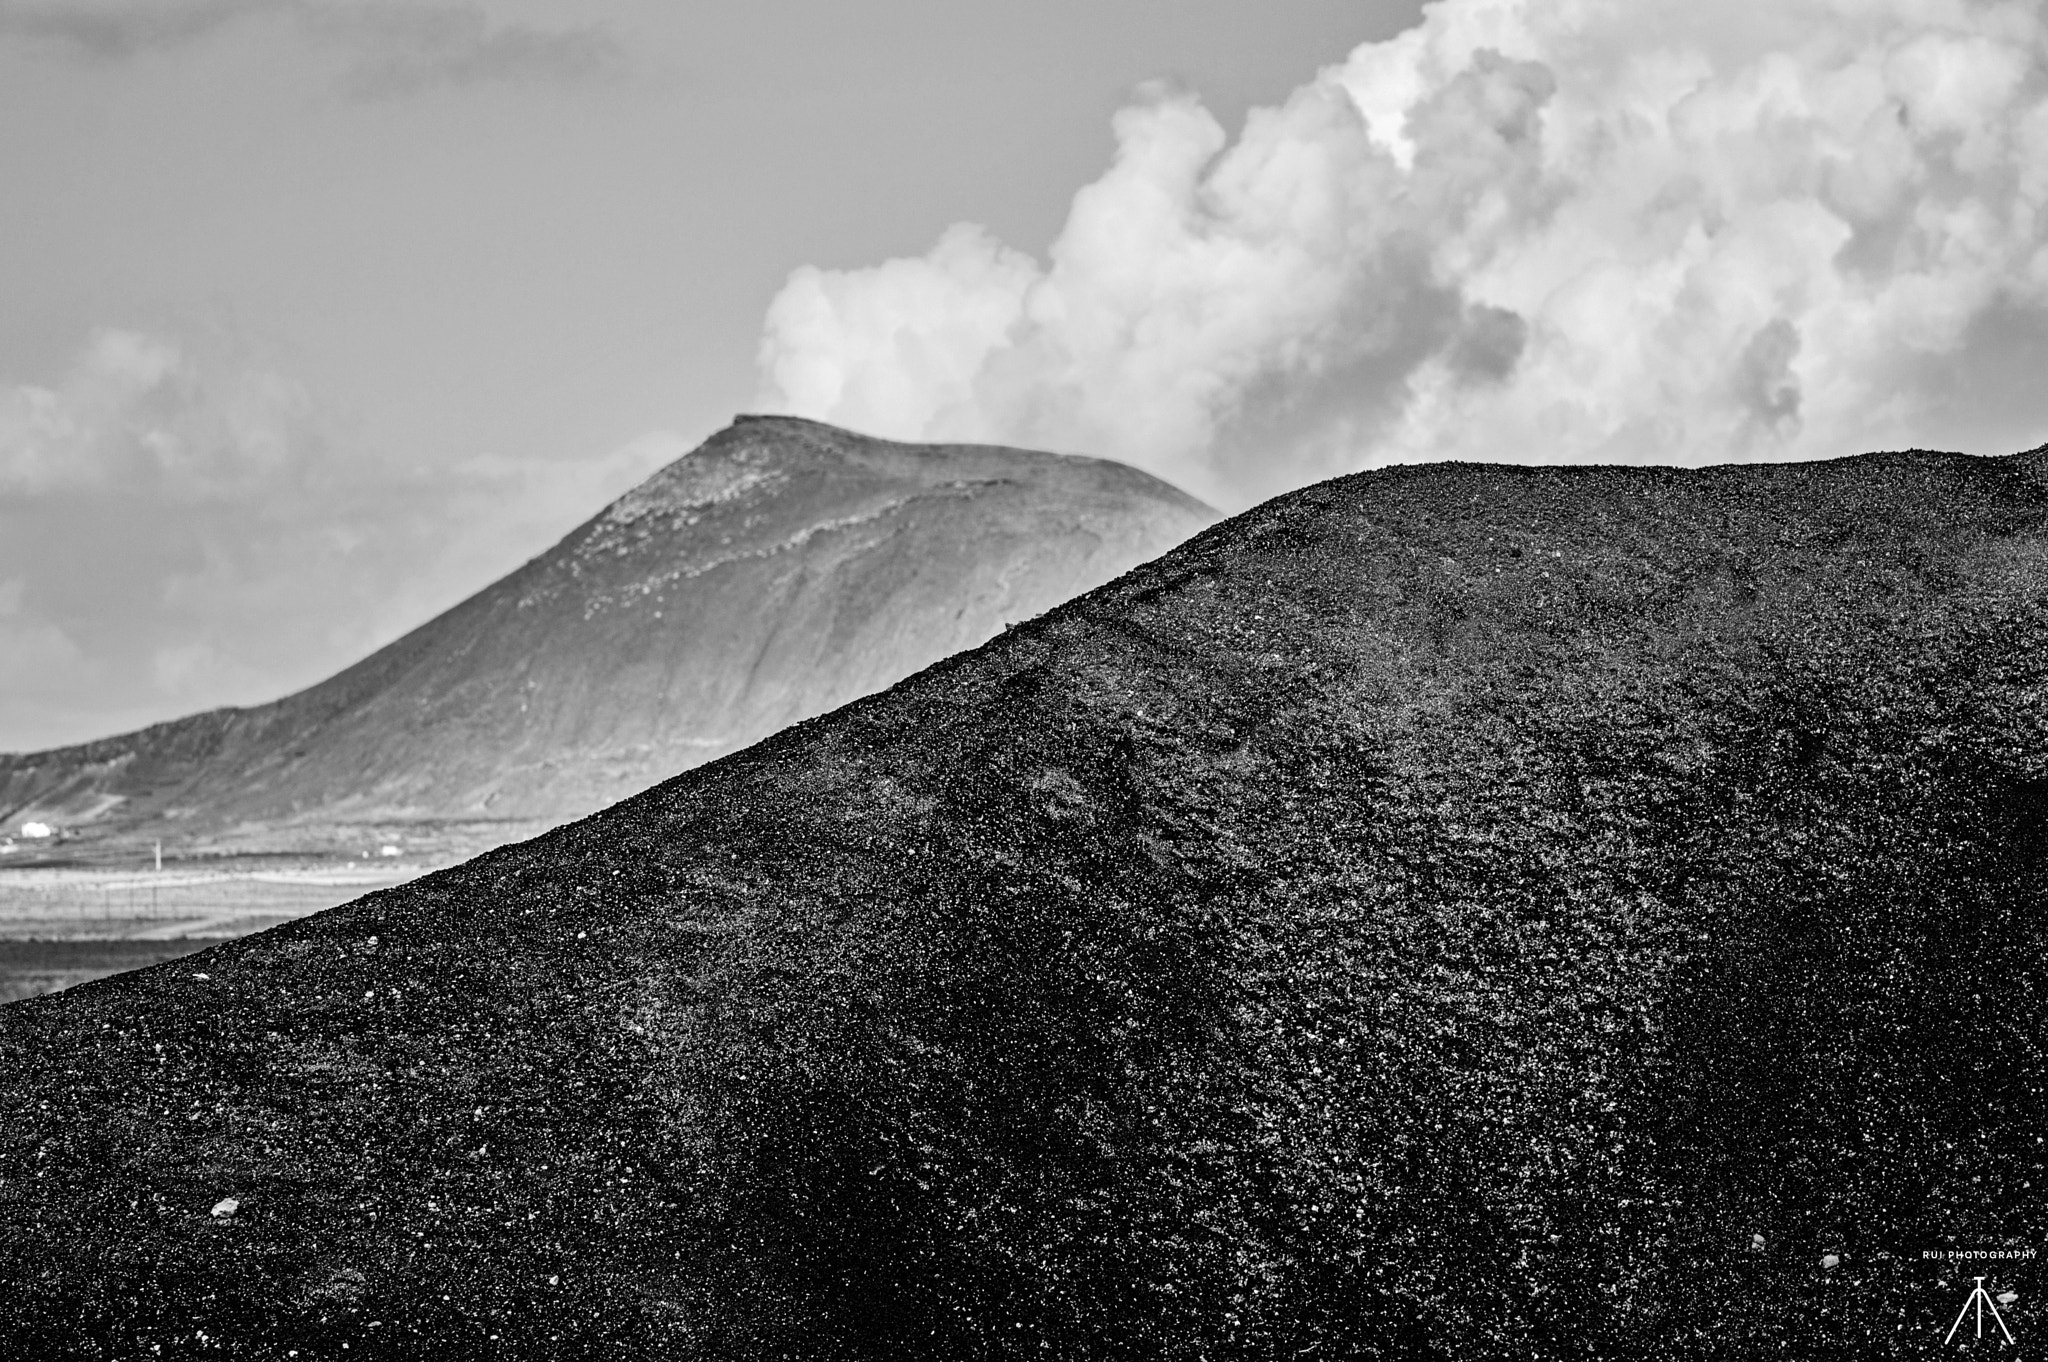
0, 416, 1214, 859
3, 446, 2047, 1358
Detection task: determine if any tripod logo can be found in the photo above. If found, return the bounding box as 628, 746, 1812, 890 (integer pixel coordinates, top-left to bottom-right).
1945, 1276, 2016, 1345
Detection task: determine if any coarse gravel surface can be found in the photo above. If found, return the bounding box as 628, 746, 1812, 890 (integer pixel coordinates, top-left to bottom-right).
3, 445, 2047, 1359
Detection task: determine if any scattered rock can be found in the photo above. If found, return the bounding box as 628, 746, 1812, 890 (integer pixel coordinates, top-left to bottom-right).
8, 446, 2048, 1355
210, 1198, 239, 1219
300, 1266, 367, 1307
1821, 1254, 1839, 1269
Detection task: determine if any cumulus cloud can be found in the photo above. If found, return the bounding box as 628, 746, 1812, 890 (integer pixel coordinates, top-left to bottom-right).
757, 0, 2048, 508
0, 0, 621, 95
0, 329, 684, 750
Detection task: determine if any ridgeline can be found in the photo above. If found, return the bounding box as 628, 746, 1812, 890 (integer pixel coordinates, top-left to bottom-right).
0, 416, 1214, 864
3, 445, 2046, 1358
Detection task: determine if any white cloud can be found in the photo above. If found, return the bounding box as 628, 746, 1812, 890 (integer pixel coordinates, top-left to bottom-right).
757, 0, 2048, 508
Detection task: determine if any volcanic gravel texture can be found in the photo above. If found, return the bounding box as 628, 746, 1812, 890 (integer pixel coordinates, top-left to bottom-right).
0, 416, 1213, 861
3, 446, 2047, 1359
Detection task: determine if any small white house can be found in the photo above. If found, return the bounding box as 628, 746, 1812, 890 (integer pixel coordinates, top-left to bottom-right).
20, 821, 52, 839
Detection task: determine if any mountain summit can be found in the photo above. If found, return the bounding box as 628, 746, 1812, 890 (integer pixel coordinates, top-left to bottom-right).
0, 416, 1215, 859
3, 445, 2046, 1357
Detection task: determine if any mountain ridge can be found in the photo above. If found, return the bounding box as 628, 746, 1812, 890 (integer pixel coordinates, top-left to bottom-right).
0, 415, 1215, 861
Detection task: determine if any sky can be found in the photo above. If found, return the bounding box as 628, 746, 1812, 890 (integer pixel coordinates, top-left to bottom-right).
4, 0, 2048, 751
0, 0, 1421, 750
760, 0, 2048, 506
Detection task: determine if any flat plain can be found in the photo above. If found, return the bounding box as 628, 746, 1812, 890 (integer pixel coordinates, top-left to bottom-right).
0, 862, 425, 1001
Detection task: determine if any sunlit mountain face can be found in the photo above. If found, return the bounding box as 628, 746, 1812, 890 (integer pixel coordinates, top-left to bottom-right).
0, 415, 1216, 864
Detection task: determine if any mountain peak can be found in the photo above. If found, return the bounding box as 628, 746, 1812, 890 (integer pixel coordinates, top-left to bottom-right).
0, 418, 1216, 860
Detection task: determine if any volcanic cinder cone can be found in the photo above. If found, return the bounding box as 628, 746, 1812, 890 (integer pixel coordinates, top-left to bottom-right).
0, 415, 1215, 861
4, 445, 2047, 1358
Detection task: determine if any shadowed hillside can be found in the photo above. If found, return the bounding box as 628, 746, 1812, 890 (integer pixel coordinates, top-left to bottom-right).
3, 445, 2047, 1358
0, 416, 1214, 861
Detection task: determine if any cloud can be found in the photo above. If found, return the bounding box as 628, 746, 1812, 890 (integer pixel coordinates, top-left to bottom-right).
0, 328, 317, 501
757, 0, 2048, 508
304, 2, 622, 98
0, 0, 266, 57
0, 328, 686, 750
0, 0, 622, 95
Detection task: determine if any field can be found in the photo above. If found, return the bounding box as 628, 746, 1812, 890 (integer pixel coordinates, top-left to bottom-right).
0, 863, 426, 1002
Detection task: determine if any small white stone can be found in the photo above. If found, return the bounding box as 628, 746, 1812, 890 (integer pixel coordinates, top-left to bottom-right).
1999, 1291, 2019, 1305
210, 1197, 239, 1219
1750, 1233, 1765, 1251
1821, 1254, 1839, 1270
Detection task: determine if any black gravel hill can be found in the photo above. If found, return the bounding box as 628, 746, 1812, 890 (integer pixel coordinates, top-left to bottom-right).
3, 446, 2046, 1359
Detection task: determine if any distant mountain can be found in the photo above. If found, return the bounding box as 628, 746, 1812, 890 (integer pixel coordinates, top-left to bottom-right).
0, 415, 1216, 860
4, 444, 2047, 1358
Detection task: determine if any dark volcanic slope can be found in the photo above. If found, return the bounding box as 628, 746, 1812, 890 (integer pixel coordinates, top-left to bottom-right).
5, 447, 2048, 1359
0, 415, 1214, 857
